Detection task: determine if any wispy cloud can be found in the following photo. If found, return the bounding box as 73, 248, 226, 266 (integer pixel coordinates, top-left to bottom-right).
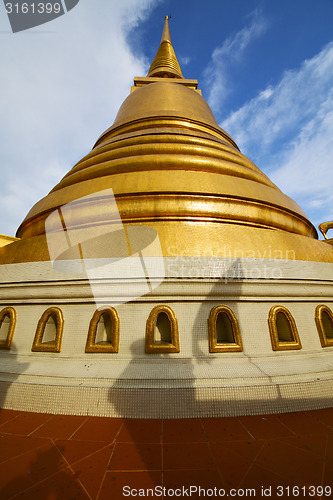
271, 92, 333, 226
179, 55, 191, 66
223, 42, 333, 229
204, 9, 267, 113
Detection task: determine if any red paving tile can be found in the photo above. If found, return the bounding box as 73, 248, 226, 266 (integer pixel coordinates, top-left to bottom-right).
326, 433, 333, 458
0, 408, 22, 426
71, 444, 114, 499
201, 416, 253, 441
280, 433, 328, 458
0, 408, 332, 499
163, 442, 216, 470
117, 418, 162, 443
255, 439, 324, 486
70, 416, 123, 442
0, 411, 52, 435
163, 418, 206, 443
15, 467, 89, 499
108, 442, 162, 471
31, 414, 88, 439
307, 408, 333, 429
323, 456, 333, 488
54, 439, 111, 466
210, 441, 259, 488
0, 433, 47, 464
276, 411, 329, 435
163, 468, 226, 490
239, 462, 298, 492
99, 471, 162, 500
213, 438, 265, 463
0, 441, 67, 498
239, 414, 295, 439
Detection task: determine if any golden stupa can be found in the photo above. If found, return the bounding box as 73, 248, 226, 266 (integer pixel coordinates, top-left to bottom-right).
0, 18, 332, 418
2, 18, 332, 265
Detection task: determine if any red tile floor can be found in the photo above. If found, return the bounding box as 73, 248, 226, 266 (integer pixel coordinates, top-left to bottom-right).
0, 408, 332, 499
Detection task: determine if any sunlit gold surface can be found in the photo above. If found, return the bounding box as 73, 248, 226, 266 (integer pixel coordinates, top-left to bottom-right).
2, 221, 333, 264
0, 234, 19, 248
133, 77, 199, 92
161, 16, 171, 44
268, 305, 302, 351
95, 82, 234, 146
14, 81, 322, 258
319, 221, 333, 240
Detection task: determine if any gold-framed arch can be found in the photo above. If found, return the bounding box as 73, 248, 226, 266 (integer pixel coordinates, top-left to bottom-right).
268, 305, 301, 351
32, 307, 64, 353
208, 305, 243, 353
85, 307, 120, 353
315, 304, 333, 348
0, 307, 17, 350
145, 305, 180, 353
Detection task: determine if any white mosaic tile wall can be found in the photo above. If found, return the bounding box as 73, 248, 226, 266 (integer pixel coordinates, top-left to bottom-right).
0, 257, 332, 417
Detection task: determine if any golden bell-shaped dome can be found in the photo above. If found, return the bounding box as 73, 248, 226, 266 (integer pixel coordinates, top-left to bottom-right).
3, 17, 333, 264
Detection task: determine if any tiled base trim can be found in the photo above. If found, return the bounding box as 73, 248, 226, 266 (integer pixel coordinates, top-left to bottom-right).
1, 379, 332, 417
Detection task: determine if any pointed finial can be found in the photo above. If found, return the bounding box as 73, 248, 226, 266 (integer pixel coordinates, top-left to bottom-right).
147, 16, 183, 79
161, 15, 171, 42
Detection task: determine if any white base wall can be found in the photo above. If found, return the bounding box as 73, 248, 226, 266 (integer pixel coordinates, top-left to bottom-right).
0, 257, 332, 417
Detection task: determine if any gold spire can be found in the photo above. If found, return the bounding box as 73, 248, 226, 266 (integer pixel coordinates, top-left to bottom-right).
161, 14, 171, 42
147, 16, 183, 79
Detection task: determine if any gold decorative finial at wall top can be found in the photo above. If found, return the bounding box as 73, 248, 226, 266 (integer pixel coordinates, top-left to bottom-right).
319, 221, 333, 240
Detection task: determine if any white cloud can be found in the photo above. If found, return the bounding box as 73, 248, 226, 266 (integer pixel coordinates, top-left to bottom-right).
0, 0, 159, 236
179, 55, 190, 66
204, 9, 267, 113
223, 42, 333, 156
222, 42, 333, 229
270, 93, 333, 226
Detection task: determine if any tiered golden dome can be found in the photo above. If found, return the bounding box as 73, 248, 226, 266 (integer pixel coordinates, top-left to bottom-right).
2, 17, 333, 264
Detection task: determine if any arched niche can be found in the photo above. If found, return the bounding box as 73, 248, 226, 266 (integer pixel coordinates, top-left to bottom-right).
315, 305, 333, 347
268, 305, 301, 351
208, 305, 243, 353
0, 307, 17, 350
145, 305, 180, 353
32, 307, 64, 353
85, 307, 119, 353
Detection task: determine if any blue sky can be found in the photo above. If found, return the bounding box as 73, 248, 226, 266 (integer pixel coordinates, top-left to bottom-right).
0, 0, 333, 238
